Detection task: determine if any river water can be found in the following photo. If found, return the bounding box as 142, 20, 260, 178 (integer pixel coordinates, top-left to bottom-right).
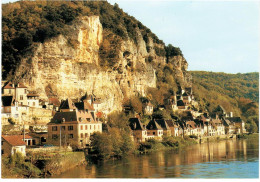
53, 138, 259, 178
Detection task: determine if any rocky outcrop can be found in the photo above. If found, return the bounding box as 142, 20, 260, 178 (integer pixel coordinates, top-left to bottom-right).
16, 16, 189, 114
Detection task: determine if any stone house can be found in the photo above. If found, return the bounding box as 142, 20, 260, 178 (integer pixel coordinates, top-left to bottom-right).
177, 100, 188, 110
1, 135, 26, 156
146, 120, 163, 140
226, 117, 246, 134
27, 93, 40, 108
165, 120, 180, 137
143, 101, 153, 115
211, 118, 225, 135
223, 118, 236, 134
48, 98, 102, 148
155, 119, 171, 136
186, 120, 199, 136
129, 118, 147, 142
2, 81, 28, 106
1, 95, 29, 125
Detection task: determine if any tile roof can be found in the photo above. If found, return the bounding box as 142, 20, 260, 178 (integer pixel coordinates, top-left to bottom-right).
60, 98, 77, 110
49, 98, 61, 106
129, 118, 145, 130
177, 100, 185, 106
3, 81, 15, 89
75, 101, 95, 111
186, 121, 197, 129
49, 110, 97, 124
16, 82, 27, 88
27, 93, 40, 97
146, 120, 163, 130
211, 119, 222, 124
2, 135, 32, 146
226, 117, 243, 123
155, 119, 170, 130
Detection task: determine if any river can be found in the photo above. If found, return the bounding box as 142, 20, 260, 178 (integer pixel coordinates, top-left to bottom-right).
53, 138, 259, 178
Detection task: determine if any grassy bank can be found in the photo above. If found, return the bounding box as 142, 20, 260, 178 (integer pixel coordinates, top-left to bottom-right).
1, 151, 85, 178
137, 136, 197, 154
237, 133, 259, 140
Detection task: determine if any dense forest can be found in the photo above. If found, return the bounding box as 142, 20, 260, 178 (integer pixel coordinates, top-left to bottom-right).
191, 71, 259, 132
2, 0, 182, 79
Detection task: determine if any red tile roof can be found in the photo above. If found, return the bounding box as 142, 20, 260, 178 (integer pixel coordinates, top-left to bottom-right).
49, 98, 61, 106
2, 135, 32, 146
16, 82, 27, 88
3, 81, 15, 89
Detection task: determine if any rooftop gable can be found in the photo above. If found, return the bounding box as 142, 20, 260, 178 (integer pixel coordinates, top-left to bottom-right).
1, 135, 30, 146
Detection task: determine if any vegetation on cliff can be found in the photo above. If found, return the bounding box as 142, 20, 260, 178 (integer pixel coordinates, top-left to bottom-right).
191, 71, 259, 132
2, 0, 182, 79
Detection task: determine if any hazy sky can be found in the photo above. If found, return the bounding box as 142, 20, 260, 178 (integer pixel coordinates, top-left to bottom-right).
2, 0, 260, 73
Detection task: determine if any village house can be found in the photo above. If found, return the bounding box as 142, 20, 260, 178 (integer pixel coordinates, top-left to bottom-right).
1, 95, 29, 125
129, 118, 147, 142
27, 93, 40, 108
2, 81, 28, 106
143, 101, 154, 115
177, 100, 188, 110
185, 120, 200, 136
165, 120, 180, 137
146, 120, 163, 140
211, 117, 225, 136
164, 95, 178, 112
222, 118, 236, 134
47, 98, 102, 148
226, 117, 246, 134
1, 135, 27, 156
155, 119, 172, 136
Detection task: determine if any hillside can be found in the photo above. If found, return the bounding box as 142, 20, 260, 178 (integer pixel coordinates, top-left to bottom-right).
2, 0, 191, 115
191, 71, 259, 130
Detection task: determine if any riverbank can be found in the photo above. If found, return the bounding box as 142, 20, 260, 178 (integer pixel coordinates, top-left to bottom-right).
137, 136, 197, 154
1, 151, 86, 178
53, 137, 259, 178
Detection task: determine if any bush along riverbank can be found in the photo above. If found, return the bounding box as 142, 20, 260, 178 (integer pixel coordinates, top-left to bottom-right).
86, 133, 198, 164
1, 151, 86, 178
138, 136, 197, 154
237, 133, 259, 140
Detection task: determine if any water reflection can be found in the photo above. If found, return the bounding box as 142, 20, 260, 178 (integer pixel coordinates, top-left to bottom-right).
54, 139, 259, 178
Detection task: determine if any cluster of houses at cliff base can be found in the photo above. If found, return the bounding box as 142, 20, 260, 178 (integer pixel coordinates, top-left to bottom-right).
1, 81, 246, 157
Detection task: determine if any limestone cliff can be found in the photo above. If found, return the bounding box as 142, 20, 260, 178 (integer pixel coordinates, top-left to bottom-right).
15, 16, 189, 114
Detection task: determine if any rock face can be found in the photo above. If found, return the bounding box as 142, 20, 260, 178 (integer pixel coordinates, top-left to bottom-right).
17, 16, 189, 114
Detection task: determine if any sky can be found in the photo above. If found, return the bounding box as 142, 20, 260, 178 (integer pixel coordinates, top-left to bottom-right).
2, 0, 260, 73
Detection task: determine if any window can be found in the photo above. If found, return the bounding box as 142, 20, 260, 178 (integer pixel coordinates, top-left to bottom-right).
21, 148, 23, 152
68, 134, 73, 139
33, 102, 35, 106
52, 134, 58, 139
9, 89, 11, 94
85, 125, 88, 130
98, 125, 100, 130
81, 133, 83, 138
153, 132, 155, 135
24, 89, 26, 94
94, 125, 96, 130
2, 150, 4, 154
61, 126, 65, 131
68, 126, 73, 131
90, 125, 92, 130
1, 141, 3, 145
52, 126, 57, 131
80, 125, 83, 130
85, 133, 88, 137
20, 95, 23, 100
